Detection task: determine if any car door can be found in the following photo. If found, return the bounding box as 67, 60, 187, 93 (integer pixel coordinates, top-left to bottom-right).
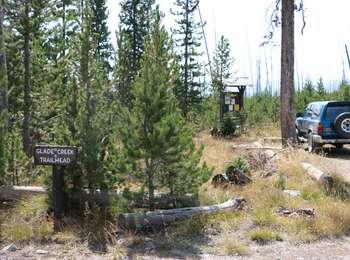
301, 104, 313, 134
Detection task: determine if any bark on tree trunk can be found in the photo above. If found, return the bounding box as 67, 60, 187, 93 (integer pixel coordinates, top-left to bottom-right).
23, 0, 32, 156
280, 0, 296, 147
147, 161, 155, 211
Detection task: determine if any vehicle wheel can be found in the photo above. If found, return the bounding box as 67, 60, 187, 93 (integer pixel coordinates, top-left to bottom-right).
296, 128, 302, 144
334, 112, 350, 138
308, 132, 320, 153
335, 144, 344, 149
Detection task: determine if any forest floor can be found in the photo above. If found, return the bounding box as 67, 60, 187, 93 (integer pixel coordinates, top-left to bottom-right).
1, 128, 350, 259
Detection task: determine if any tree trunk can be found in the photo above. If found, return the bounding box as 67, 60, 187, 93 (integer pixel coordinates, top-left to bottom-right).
23, 0, 32, 156
0, 0, 8, 182
147, 161, 155, 211
280, 0, 296, 146
118, 197, 246, 231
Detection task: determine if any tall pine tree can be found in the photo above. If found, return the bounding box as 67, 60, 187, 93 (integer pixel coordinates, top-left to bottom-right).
90, 0, 113, 73
212, 35, 234, 121
171, 0, 203, 118
0, 0, 8, 183
114, 0, 155, 108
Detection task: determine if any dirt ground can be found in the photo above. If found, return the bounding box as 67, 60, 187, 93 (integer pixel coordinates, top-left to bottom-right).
1, 236, 350, 259
322, 145, 350, 183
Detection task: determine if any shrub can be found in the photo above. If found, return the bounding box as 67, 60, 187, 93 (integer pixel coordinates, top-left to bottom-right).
229, 155, 250, 175
249, 229, 283, 244
273, 171, 286, 190
220, 237, 249, 256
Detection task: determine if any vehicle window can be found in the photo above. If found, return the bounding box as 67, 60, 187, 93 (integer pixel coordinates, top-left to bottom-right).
313, 104, 322, 116
305, 105, 313, 117
324, 106, 350, 119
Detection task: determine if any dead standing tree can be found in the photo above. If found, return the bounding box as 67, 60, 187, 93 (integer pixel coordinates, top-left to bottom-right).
280, 0, 295, 146
263, 0, 305, 147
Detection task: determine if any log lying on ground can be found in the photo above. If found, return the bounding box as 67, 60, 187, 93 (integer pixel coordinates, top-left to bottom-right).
0, 186, 46, 200
118, 197, 246, 231
0, 186, 196, 208
301, 162, 333, 187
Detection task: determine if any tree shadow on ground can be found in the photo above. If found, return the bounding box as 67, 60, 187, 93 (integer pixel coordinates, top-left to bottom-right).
124, 230, 213, 259
323, 145, 350, 160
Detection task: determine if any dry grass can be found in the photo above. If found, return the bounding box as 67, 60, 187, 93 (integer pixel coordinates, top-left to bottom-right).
1, 195, 52, 242
196, 131, 237, 174
196, 128, 350, 246
219, 236, 250, 256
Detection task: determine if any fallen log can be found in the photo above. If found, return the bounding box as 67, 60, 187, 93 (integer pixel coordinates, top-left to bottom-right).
0, 186, 46, 200
118, 197, 246, 231
0, 186, 196, 209
301, 162, 333, 187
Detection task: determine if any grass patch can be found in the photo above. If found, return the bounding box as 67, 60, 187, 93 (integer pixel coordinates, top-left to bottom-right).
220, 236, 250, 256
1, 195, 52, 242
167, 211, 245, 236
324, 175, 350, 201
252, 208, 277, 226
249, 228, 283, 244
273, 171, 286, 190
278, 197, 350, 242
301, 185, 324, 202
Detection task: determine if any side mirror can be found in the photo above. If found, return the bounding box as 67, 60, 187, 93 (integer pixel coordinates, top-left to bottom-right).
296, 112, 303, 118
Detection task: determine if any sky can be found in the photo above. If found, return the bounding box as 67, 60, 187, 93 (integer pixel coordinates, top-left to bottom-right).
106, 0, 350, 93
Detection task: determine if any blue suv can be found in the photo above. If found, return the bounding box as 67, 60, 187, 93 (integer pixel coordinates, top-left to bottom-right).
295, 101, 350, 152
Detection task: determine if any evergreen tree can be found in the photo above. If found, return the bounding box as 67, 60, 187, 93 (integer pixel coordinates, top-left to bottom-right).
316, 77, 326, 98
90, 0, 113, 73
119, 11, 210, 210
0, 0, 8, 183
212, 35, 234, 121
115, 0, 155, 108
171, 0, 203, 118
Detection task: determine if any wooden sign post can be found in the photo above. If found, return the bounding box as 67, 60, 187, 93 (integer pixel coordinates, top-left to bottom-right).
34, 145, 77, 232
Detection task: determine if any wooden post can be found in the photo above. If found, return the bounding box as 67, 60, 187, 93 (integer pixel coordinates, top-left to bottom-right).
53, 165, 64, 232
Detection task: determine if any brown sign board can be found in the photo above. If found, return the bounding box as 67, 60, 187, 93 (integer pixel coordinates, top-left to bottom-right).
34, 145, 77, 166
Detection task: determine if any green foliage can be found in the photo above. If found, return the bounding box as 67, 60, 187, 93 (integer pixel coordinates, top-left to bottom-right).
273, 171, 286, 190
249, 229, 283, 244
0, 1, 7, 184
115, 0, 155, 108
172, 0, 203, 118
245, 91, 280, 127
118, 12, 210, 209
220, 117, 236, 136
229, 155, 250, 175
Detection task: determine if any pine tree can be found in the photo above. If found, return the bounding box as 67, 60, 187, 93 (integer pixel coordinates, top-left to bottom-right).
171, 0, 203, 118
119, 10, 211, 210
212, 35, 234, 121
316, 78, 326, 98
90, 0, 113, 73
115, 0, 155, 108
0, 0, 8, 183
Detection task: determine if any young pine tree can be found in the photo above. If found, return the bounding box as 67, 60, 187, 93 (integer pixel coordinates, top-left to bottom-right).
119, 11, 211, 211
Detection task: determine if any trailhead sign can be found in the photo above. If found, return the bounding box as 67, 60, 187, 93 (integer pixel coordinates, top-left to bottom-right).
34, 144, 77, 232
34, 145, 77, 166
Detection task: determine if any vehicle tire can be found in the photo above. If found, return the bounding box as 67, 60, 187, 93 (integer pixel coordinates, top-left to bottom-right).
335, 144, 344, 149
334, 112, 350, 138
308, 132, 320, 153
296, 127, 302, 144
